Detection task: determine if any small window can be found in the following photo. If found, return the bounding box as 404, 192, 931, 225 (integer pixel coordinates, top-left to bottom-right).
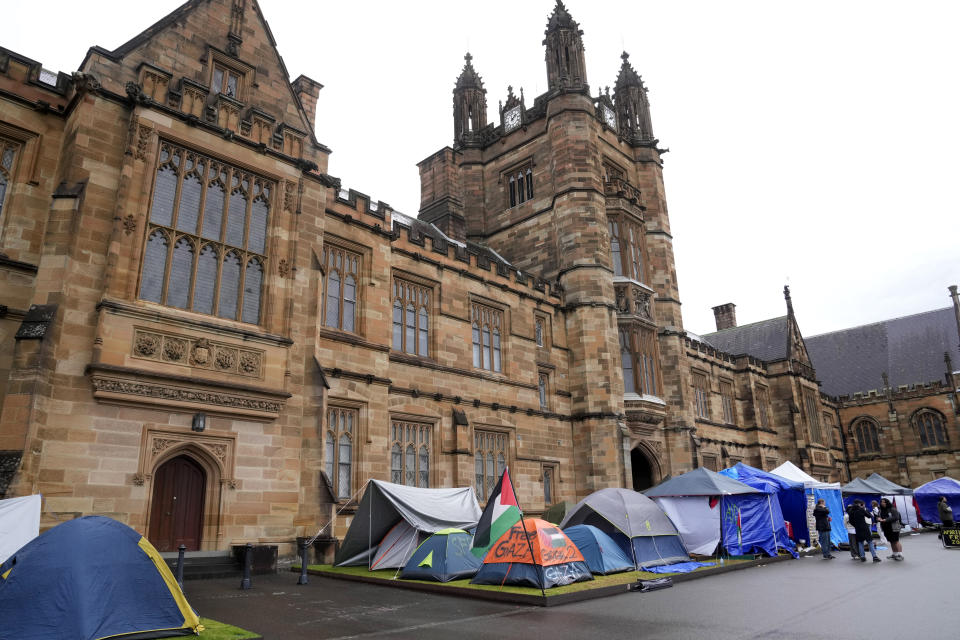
542, 464, 556, 506
390, 419, 431, 488
475, 429, 507, 501
212, 64, 243, 99
471, 303, 503, 373
693, 372, 710, 419
701, 454, 718, 471
720, 380, 735, 425
804, 389, 821, 443
325, 406, 356, 500
505, 161, 534, 208
538, 372, 549, 410
535, 317, 544, 347
0, 137, 20, 229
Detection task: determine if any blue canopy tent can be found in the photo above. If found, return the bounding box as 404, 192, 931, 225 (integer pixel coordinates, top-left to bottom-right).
719, 491, 797, 558
563, 524, 634, 575
720, 462, 808, 545
771, 461, 847, 549
914, 477, 960, 524
0, 516, 201, 640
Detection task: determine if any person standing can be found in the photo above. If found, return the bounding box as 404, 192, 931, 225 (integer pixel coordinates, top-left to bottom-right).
870, 500, 886, 546
938, 496, 954, 527
843, 504, 858, 559
813, 498, 835, 559
850, 500, 880, 562
879, 498, 904, 561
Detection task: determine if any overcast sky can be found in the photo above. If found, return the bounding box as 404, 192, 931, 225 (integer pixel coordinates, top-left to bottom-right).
3, 1, 958, 338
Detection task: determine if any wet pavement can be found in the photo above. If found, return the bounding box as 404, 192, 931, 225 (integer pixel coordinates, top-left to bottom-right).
185, 531, 957, 639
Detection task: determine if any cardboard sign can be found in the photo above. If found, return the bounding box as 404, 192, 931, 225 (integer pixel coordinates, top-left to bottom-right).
942, 526, 960, 549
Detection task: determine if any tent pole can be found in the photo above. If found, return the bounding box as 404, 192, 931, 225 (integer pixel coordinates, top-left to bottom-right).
368, 481, 373, 571
511, 469, 545, 598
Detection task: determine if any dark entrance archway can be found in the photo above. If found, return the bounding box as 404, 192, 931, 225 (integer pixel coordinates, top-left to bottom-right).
148, 454, 206, 551
631, 447, 654, 491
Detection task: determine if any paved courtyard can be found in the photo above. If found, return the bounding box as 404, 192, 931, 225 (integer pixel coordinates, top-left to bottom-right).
186, 531, 957, 639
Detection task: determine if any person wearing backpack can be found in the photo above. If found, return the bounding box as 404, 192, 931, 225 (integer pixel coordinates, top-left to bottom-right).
879, 498, 904, 561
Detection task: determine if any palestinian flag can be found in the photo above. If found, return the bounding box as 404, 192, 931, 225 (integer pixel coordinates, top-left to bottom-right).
471, 468, 522, 559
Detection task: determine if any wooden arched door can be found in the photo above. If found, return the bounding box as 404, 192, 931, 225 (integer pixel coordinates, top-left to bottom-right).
149, 454, 206, 551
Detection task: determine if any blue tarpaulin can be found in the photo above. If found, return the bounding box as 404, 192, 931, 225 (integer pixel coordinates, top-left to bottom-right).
812, 488, 847, 548
640, 561, 715, 574
914, 477, 960, 523
720, 463, 807, 545
720, 493, 796, 558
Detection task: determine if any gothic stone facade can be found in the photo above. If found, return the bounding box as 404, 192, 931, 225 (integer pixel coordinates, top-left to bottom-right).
2, 0, 926, 555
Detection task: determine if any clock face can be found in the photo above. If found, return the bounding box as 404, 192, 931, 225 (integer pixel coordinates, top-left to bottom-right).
602, 105, 617, 130
504, 106, 522, 132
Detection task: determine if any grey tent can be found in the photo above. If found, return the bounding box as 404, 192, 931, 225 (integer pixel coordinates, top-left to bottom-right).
841, 477, 885, 495
866, 473, 913, 495
644, 467, 760, 497
559, 488, 689, 568
334, 480, 481, 568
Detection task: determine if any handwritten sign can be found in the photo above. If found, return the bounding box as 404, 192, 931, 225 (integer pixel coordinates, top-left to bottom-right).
942, 526, 960, 549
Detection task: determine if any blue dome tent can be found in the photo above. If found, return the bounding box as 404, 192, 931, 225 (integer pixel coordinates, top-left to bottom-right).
562, 524, 634, 575
0, 516, 201, 640
399, 528, 482, 582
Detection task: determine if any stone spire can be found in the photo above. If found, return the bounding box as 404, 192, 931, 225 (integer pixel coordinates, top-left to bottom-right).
453, 53, 487, 146
614, 51, 655, 143
543, 0, 588, 92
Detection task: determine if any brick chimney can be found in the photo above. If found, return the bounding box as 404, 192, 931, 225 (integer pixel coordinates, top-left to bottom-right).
712, 303, 737, 331
291, 74, 323, 133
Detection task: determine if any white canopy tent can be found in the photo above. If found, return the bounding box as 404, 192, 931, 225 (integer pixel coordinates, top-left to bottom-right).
0, 494, 41, 564
771, 461, 846, 547
771, 461, 841, 489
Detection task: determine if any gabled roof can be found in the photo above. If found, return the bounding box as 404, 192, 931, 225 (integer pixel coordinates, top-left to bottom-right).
645, 467, 760, 497
805, 307, 959, 397
699, 316, 790, 362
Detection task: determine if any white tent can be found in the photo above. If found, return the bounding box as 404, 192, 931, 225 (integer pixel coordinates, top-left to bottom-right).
0, 494, 41, 564
771, 461, 841, 489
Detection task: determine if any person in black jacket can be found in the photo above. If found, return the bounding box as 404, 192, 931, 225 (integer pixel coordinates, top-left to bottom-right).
813, 499, 835, 559
850, 500, 880, 562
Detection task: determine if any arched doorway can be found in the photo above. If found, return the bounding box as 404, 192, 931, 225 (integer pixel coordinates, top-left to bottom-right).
148, 455, 206, 551
631, 447, 654, 491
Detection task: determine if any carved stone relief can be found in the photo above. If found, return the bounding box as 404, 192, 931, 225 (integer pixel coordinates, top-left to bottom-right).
92, 376, 281, 413
132, 329, 263, 379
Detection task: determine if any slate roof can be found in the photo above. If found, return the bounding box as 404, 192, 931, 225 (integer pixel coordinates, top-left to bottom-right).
805, 307, 960, 398
699, 316, 790, 362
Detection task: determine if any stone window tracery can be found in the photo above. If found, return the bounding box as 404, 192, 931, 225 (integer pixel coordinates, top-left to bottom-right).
804, 390, 822, 443
755, 385, 771, 428
620, 327, 659, 397
693, 371, 710, 419
392, 278, 430, 357
608, 215, 645, 283
325, 406, 355, 500
471, 303, 503, 372
390, 419, 431, 488
853, 418, 880, 454
474, 429, 507, 501
322, 245, 360, 333
0, 138, 19, 229
538, 372, 549, 410
506, 162, 534, 208
140, 142, 270, 324
914, 410, 947, 449
720, 380, 736, 425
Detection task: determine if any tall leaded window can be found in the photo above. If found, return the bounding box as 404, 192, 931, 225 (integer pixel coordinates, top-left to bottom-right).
822, 412, 835, 448
538, 372, 549, 410
0, 138, 19, 228
693, 372, 710, 419
390, 419, 431, 488
620, 326, 659, 396
325, 406, 355, 500
755, 386, 771, 428
392, 278, 430, 356
322, 244, 359, 332
915, 410, 947, 448
471, 303, 503, 372
543, 465, 556, 505
853, 418, 880, 454
535, 317, 544, 347
720, 380, 736, 424
140, 142, 270, 324
608, 216, 645, 283
475, 430, 507, 501
804, 390, 821, 443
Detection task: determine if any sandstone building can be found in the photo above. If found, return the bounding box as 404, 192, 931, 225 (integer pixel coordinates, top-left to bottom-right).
1, 0, 957, 557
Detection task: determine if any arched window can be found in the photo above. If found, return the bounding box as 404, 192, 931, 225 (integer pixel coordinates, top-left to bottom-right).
525, 168, 533, 200
472, 322, 481, 367
140, 143, 270, 324
391, 420, 431, 488
505, 162, 534, 208
392, 300, 403, 351
325, 406, 355, 500
608, 215, 646, 283
322, 245, 361, 333
391, 443, 402, 484
915, 410, 948, 448
471, 303, 503, 372
509, 175, 516, 207
620, 330, 635, 394
516, 173, 525, 204
853, 418, 881, 454
620, 326, 659, 397
0, 139, 19, 227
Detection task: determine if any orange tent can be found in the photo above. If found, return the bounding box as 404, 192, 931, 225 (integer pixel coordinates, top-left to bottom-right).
471, 518, 593, 588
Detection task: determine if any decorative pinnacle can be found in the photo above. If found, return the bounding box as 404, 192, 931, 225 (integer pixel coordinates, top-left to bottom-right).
464, 52, 473, 64
621, 51, 630, 62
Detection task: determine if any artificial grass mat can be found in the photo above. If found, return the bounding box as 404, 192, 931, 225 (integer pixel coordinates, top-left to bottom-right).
197, 617, 260, 639
300, 558, 754, 596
